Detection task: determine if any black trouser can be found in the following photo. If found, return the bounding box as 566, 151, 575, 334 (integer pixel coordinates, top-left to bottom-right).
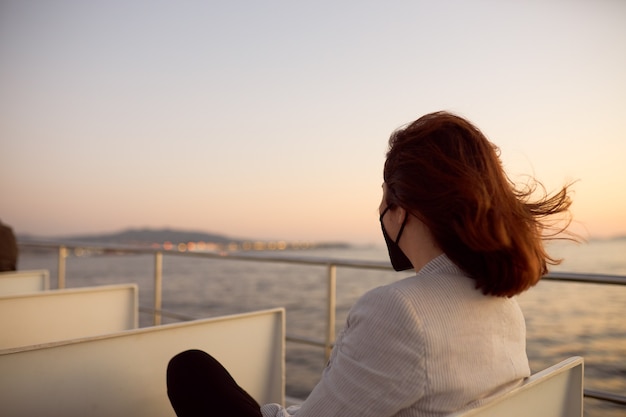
167, 349, 263, 417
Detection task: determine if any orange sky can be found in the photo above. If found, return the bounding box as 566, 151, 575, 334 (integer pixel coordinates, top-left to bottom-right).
1, 1, 625, 244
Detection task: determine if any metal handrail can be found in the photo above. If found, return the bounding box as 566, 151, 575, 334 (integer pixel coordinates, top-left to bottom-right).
16, 240, 626, 406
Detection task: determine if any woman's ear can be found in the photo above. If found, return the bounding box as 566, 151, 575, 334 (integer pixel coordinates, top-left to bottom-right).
393, 206, 407, 225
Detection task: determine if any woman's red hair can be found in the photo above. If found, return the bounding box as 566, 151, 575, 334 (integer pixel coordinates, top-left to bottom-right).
384, 111, 573, 297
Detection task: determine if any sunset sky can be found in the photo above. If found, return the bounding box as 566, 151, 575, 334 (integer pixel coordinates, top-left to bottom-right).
1, 0, 625, 245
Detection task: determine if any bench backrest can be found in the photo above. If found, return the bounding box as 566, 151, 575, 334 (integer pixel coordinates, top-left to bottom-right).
0, 283, 138, 349
448, 356, 584, 417
0, 269, 49, 295
0, 307, 285, 417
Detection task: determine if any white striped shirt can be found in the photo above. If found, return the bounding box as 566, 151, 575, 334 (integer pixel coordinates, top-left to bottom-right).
262, 254, 530, 417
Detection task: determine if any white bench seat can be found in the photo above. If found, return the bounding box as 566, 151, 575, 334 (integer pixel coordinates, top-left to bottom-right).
0, 307, 285, 417
0, 283, 138, 349
0, 269, 49, 296
448, 356, 584, 417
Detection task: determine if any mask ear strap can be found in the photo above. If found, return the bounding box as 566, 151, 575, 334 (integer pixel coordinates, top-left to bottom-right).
395, 212, 408, 244
379, 206, 391, 221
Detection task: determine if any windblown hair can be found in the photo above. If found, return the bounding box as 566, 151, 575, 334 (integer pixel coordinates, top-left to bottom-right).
384, 111, 573, 297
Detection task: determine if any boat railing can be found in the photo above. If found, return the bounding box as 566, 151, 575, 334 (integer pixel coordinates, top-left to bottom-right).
15, 241, 626, 407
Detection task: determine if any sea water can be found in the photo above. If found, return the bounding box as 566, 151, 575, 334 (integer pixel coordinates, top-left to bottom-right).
18, 239, 626, 417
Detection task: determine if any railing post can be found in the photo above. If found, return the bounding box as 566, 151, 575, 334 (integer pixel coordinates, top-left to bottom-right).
325, 263, 337, 363
57, 245, 67, 289
154, 251, 163, 326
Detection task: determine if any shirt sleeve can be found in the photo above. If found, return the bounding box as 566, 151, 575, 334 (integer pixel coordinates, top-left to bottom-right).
262, 285, 426, 417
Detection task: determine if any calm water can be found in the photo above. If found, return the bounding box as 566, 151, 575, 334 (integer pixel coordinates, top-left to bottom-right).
18, 239, 626, 417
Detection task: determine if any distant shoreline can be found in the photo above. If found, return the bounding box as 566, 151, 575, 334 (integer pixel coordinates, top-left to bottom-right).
17, 226, 625, 247
16, 227, 353, 253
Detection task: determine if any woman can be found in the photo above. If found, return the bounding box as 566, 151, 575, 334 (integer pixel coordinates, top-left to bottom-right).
167, 111, 573, 417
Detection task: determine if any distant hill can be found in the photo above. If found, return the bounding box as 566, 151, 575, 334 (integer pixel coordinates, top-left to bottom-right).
20, 228, 235, 246
17, 228, 353, 250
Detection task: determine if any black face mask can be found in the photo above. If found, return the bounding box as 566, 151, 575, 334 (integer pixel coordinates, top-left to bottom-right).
380, 206, 413, 271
